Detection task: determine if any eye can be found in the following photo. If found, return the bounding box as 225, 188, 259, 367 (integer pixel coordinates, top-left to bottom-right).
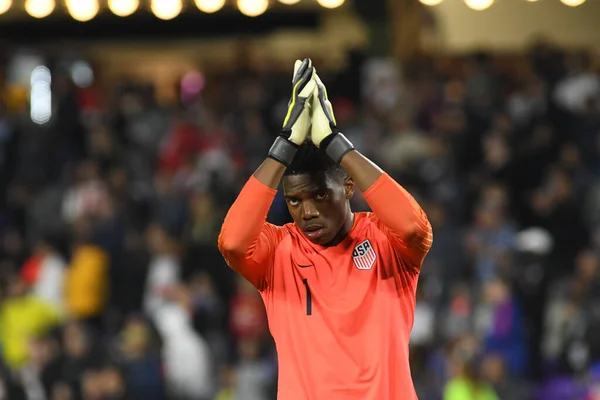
288, 198, 300, 206
315, 192, 328, 201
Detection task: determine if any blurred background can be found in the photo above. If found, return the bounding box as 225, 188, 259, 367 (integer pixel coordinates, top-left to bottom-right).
0, 0, 599, 399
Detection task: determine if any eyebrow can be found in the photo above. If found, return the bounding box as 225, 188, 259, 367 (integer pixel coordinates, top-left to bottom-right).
284, 192, 305, 199
284, 188, 330, 199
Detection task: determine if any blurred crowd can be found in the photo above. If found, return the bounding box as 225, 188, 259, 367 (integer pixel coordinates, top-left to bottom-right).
0, 42, 599, 400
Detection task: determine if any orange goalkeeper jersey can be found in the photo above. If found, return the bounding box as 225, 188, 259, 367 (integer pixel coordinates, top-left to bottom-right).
218, 173, 433, 400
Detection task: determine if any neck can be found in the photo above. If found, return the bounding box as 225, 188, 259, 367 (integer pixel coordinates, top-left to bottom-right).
326, 207, 355, 247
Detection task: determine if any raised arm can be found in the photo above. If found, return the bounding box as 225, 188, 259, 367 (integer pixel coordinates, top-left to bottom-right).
310, 72, 432, 271
218, 59, 316, 289
341, 152, 432, 270
218, 159, 287, 289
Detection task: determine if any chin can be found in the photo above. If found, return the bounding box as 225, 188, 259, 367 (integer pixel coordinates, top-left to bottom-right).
312, 234, 333, 246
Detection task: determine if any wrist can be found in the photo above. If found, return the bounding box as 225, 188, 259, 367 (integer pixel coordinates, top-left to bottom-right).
321, 126, 354, 164
268, 135, 298, 167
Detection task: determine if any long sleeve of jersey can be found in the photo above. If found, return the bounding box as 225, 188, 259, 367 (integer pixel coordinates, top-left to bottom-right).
362, 173, 433, 271
218, 176, 286, 290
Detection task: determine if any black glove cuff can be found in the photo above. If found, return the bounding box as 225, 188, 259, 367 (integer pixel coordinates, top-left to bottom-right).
323, 132, 354, 164
268, 136, 298, 167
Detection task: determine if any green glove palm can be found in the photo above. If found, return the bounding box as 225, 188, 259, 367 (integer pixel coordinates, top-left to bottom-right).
282, 58, 316, 145
268, 58, 315, 167
310, 70, 355, 163
310, 72, 337, 147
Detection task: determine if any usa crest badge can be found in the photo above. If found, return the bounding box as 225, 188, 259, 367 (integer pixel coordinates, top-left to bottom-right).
352, 240, 376, 270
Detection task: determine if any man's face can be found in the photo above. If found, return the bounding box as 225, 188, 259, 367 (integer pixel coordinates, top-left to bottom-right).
282, 172, 354, 245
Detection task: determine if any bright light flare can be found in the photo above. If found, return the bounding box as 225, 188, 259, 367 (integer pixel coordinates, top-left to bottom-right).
25, 0, 55, 18
108, 0, 139, 16
65, 0, 99, 21
194, 0, 225, 13
151, 0, 182, 20
317, 0, 345, 9
465, 0, 494, 10
0, 0, 12, 15
237, 0, 268, 16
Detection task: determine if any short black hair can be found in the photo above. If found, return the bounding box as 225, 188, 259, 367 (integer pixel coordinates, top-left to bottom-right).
284, 142, 348, 183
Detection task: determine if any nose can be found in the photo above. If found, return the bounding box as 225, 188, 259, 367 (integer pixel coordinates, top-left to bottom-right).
301, 201, 319, 220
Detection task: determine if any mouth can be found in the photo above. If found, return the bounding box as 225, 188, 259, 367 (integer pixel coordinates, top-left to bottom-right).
303, 225, 325, 240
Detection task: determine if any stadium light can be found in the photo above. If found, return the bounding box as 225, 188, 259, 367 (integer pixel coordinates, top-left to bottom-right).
195, 0, 225, 13
25, 0, 54, 18
465, 0, 493, 10
151, 0, 182, 20
278, 0, 301, 5
237, 0, 268, 16
0, 0, 11, 15
30, 66, 52, 125
419, 0, 443, 6
71, 61, 94, 88
316, 0, 344, 8
65, 0, 99, 21
108, 0, 139, 16
560, 0, 585, 6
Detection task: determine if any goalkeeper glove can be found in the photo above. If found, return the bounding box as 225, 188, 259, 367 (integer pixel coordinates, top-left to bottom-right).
268, 58, 316, 167
310, 72, 355, 163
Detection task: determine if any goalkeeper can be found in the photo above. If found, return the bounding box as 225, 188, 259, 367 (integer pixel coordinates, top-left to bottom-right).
218, 58, 433, 400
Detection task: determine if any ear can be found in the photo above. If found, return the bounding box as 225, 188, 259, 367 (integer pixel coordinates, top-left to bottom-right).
344, 176, 355, 200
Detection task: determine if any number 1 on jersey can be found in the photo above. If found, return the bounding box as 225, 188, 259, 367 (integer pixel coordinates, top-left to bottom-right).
302, 279, 312, 316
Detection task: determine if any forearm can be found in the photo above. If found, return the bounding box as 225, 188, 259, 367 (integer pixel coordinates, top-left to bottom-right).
253, 157, 287, 190
220, 125, 299, 258
218, 167, 279, 255
342, 150, 430, 245
339, 149, 383, 192
218, 157, 287, 289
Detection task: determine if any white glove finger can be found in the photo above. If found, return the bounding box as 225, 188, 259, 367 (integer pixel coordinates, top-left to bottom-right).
314, 72, 327, 95
311, 84, 322, 117
325, 99, 334, 115
314, 72, 324, 86
312, 80, 326, 109
293, 60, 303, 83
312, 83, 321, 106
299, 79, 316, 99
312, 82, 335, 125
314, 74, 330, 101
